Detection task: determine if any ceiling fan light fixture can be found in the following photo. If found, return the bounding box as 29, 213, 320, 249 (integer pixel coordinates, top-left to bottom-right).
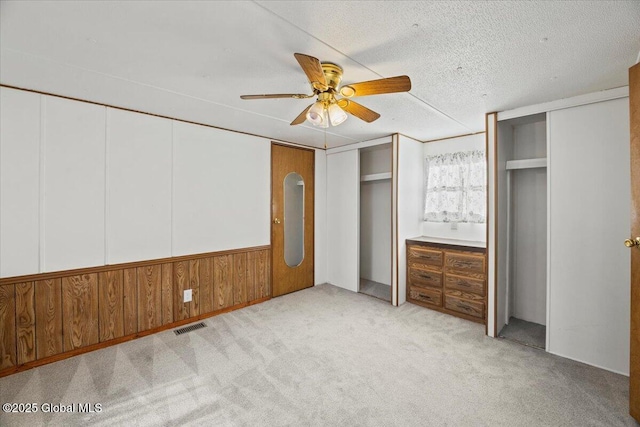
306, 101, 327, 127
318, 109, 329, 128
328, 103, 348, 126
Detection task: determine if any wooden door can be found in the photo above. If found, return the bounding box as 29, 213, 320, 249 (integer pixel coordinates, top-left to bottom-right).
629, 62, 640, 422
271, 143, 314, 297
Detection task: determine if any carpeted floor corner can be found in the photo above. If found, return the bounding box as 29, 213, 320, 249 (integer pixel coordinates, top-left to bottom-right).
0, 284, 634, 426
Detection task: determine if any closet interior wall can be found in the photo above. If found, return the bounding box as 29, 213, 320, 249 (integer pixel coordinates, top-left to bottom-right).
359, 144, 392, 301
496, 113, 548, 345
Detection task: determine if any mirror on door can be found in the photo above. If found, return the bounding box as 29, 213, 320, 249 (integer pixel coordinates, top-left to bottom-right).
284, 172, 304, 267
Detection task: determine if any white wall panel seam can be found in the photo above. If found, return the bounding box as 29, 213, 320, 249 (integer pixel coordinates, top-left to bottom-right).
105, 108, 111, 265
0, 108, 1, 275
170, 120, 175, 257
545, 113, 552, 351
392, 136, 398, 306
357, 155, 360, 292
325, 150, 329, 284
486, 113, 497, 337
39, 95, 46, 273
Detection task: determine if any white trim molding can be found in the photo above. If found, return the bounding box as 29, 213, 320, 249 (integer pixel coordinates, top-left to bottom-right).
326, 135, 393, 154
497, 86, 629, 121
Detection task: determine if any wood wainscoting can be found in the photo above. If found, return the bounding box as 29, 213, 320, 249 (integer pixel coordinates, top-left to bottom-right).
0, 246, 270, 377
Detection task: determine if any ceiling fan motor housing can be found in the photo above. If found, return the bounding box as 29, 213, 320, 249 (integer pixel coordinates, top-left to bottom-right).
320, 62, 343, 91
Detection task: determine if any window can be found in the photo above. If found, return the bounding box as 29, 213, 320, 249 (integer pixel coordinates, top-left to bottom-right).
423, 150, 486, 223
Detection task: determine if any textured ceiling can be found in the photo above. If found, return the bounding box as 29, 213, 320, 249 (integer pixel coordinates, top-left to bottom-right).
1, 1, 639, 149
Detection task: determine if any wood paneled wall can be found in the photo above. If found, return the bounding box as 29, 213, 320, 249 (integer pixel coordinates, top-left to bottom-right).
0, 246, 270, 377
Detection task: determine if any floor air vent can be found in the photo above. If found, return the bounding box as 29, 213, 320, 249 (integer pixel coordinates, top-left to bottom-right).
174, 322, 207, 336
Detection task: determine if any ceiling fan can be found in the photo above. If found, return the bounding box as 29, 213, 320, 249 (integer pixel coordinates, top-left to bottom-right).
240, 53, 411, 128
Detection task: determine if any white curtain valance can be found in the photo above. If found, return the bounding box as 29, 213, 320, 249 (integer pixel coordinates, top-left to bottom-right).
423, 150, 486, 223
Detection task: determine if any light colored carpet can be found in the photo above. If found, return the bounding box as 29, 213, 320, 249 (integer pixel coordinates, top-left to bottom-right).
359, 278, 391, 302
0, 284, 634, 426
499, 317, 546, 349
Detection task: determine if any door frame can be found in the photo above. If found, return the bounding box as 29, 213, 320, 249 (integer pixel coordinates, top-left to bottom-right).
628, 62, 639, 423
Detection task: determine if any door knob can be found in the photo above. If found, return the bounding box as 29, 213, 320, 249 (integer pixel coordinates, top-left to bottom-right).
273, 218, 281, 224
624, 237, 640, 248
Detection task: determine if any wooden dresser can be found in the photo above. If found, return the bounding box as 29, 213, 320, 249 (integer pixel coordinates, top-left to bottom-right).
406, 238, 487, 324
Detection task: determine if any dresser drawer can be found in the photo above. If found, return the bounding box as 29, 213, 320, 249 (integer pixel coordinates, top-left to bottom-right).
444, 273, 485, 296
445, 252, 485, 275
408, 266, 442, 289
444, 295, 484, 319
409, 286, 442, 307
408, 246, 443, 267
445, 289, 484, 302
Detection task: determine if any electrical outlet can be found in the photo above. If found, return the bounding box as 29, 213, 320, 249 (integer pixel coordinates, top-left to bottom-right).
184, 289, 192, 303
450, 222, 458, 230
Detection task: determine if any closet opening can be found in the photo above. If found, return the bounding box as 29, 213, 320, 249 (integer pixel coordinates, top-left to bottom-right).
359, 143, 392, 302
496, 113, 547, 349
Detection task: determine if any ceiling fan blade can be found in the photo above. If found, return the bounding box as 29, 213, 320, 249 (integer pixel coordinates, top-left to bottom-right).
294, 53, 328, 91
337, 99, 381, 123
340, 75, 411, 97
290, 104, 313, 126
240, 93, 313, 100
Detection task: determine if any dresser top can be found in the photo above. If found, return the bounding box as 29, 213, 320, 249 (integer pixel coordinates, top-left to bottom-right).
406, 236, 486, 249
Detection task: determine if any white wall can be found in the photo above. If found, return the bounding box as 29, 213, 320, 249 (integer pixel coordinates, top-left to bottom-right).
548, 97, 630, 375
360, 145, 392, 286
397, 134, 424, 305
107, 108, 172, 264
1, 87, 332, 280
172, 121, 269, 256
326, 149, 359, 292
422, 133, 486, 241
43, 96, 106, 272
0, 88, 40, 277
314, 149, 327, 285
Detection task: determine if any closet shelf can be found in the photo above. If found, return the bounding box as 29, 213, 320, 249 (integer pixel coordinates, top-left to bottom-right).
506, 158, 547, 170
360, 172, 392, 182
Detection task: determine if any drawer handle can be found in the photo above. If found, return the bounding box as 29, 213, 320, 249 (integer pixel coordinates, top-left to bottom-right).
456, 261, 474, 267
412, 251, 438, 257
417, 273, 435, 280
